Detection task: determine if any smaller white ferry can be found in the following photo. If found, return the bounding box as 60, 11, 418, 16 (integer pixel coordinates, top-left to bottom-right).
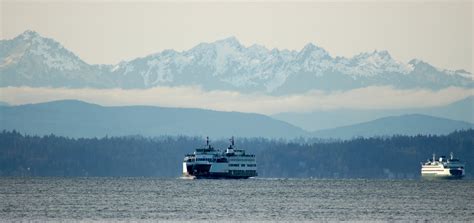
421, 152, 465, 179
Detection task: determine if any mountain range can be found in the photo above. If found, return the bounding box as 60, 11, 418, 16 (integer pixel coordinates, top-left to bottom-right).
273, 96, 474, 131
0, 100, 472, 139
0, 100, 307, 139
1, 30, 472, 94
312, 114, 473, 139
1, 31, 473, 139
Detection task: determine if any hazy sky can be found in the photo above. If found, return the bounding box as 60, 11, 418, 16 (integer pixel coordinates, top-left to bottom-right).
2, 0, 472, 72
1, 86, 472, 115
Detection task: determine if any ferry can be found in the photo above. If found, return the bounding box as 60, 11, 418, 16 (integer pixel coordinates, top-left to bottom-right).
182, 137, 257, 179
421, 152, 465, 179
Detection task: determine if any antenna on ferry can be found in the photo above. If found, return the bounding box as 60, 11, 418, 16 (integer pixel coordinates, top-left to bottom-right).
230, 136, 235, 146
206, 136, 209, 146
432, 153, 435, 162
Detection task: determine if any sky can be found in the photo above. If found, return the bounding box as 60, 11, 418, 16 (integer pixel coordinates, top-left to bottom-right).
1, 0, 472, 72
0, 0, 473, 114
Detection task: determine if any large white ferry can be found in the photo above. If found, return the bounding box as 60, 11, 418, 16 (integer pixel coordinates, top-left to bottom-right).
182, 137, 257, 179
421, 153, 465, 179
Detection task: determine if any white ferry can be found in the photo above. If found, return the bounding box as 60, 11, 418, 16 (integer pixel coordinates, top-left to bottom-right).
421, 152, 465, 179
182, 137, 257, 179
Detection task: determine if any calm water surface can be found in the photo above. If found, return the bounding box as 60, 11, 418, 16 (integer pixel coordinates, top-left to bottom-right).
0, 177, 473, 221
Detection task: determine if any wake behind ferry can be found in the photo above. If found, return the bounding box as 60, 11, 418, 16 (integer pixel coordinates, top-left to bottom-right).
421, 152, 465, 179
182, 137, 257, 179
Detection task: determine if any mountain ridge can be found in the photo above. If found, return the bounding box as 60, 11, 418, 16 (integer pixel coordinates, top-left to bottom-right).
273, 96, 474, 131
0, 99, 472, 139
0, 99, 308, 139
312, 114, 474, 139
1, 30, 472, 94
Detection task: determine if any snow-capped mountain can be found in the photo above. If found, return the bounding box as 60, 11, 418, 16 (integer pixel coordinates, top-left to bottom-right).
1, 30, 472, 93
0, 30, 114, 88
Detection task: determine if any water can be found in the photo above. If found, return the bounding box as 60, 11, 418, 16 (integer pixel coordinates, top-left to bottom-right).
1, 177, 473, 221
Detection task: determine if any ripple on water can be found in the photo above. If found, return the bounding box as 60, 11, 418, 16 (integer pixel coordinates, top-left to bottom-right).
0, 177, 473, 221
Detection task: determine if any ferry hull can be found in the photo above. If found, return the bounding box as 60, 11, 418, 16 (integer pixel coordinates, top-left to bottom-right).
183, 163, 257, 179
186, 164, 212, 175
182, 172, 256, 179
421, 174, 464, 180
421, 168, 465, 180
194, 174, 253, 179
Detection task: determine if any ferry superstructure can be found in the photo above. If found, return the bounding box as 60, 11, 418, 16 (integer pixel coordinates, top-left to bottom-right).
421, 152, 465, 179
182, 137, 257, 179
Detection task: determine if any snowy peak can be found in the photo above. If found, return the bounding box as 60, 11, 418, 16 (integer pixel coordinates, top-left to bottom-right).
3, 30, 86, 71
0, 31, 116, 88
409, 58, 439, 73
354, 50, 393, 62
408, 58, 429, 66
452, 69, 473, 80
215, 36, 242, 48
455, 69, 471, 75
298, 43, 331, 60
342, 50, 413, 76
19, 30, 40, 40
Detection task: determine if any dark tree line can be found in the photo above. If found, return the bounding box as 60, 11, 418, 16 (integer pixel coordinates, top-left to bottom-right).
0, 129, 473, 178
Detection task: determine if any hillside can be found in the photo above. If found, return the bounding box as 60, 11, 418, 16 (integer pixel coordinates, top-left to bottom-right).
312, 114, 474, 139
0, 100, 307, 139
1, 129, 472, 178
1, 100, 472, 139
273, 96, 474, 131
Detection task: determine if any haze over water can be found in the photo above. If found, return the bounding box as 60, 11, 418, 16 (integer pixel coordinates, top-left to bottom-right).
1, 177, 473, 221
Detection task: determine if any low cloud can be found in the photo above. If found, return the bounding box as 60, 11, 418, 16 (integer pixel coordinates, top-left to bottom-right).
0, 86, 472, 115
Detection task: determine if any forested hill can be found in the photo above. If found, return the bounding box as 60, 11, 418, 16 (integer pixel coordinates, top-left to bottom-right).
0, 129, 473, 179
0, 100, 307, 139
